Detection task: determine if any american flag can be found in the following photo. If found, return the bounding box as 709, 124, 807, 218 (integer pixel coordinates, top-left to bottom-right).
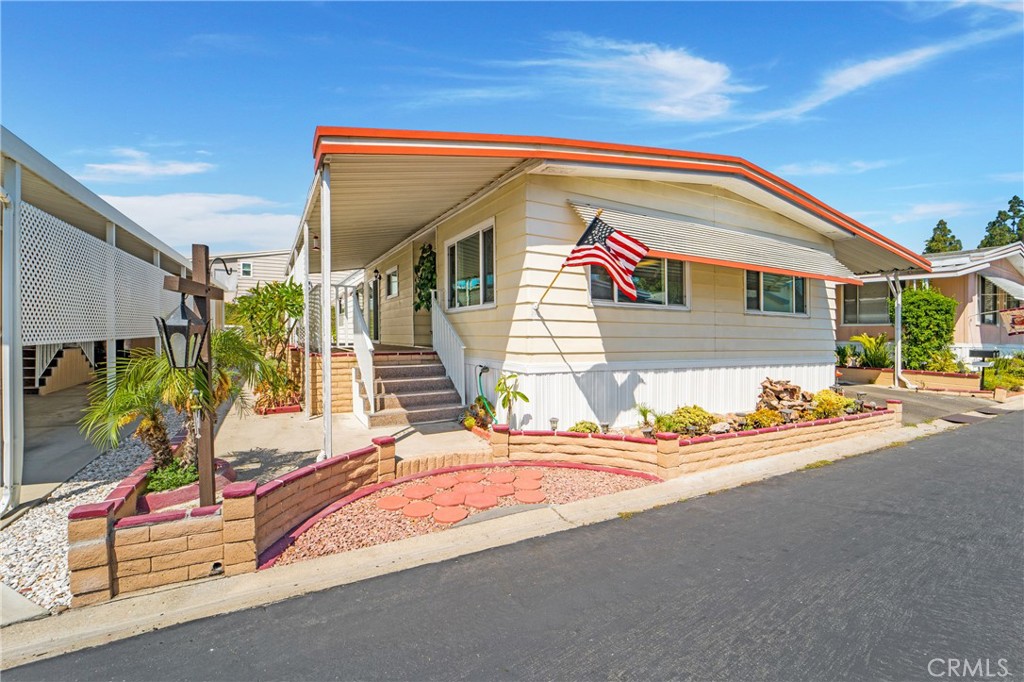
563, 213, 649, 300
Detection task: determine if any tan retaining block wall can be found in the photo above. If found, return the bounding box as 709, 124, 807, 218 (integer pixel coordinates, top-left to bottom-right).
839, 367, 981, 392
395, 451, 493, 478
493, 403, 902, 480
308, 353, 358, 416
68, 438, 398, 605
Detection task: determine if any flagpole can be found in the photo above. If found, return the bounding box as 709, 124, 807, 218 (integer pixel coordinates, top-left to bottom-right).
534, 209, 603, 311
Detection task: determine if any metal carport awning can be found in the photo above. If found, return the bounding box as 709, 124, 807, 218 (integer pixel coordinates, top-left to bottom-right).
571, 202, 862, 285
983, 274, 1024, 300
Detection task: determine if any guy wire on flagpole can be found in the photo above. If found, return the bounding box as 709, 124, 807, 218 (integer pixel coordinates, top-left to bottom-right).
534, 209, 603, 311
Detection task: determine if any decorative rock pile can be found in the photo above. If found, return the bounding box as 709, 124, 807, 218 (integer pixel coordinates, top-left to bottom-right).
375, 469, 547, 524
756, 377, 818, 420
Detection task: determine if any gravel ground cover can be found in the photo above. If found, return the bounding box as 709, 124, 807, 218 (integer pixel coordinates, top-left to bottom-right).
275, 465, 655, 567
0, 411, 185, 612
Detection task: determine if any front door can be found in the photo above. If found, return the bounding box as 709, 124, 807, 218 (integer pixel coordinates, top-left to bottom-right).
367, 278, 380, 342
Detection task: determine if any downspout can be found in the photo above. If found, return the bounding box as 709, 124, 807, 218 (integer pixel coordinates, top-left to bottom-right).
1, 162, 24, 518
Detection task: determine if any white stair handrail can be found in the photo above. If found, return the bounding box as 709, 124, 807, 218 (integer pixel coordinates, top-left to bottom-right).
35, 343, 63, 383
430, 290, 466, 404
351, 290, 376, 414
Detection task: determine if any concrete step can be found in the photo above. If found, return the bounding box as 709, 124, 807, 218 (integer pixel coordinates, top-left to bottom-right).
365, 388, 462, 411
372, 352, 439, 366
373, 363, 446, 380
366, 403, 465, 428
370, 375, 455, 395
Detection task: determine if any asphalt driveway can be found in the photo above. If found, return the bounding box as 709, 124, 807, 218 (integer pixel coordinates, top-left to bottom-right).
841, 382, 995, 424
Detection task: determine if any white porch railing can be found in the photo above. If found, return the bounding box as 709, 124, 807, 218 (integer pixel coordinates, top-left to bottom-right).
351, 290, 376, 416
336, 285, 354, 348
77, 341, 96, 369
430, 290, 466, 404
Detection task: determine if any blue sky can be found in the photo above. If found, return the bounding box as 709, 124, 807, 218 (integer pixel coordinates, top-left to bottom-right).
2, 1, 1021, 256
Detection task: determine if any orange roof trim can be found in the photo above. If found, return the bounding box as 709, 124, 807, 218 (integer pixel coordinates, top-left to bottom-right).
313, 126, 930, 273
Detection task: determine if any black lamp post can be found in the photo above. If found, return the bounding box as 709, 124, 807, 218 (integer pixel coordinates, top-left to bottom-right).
158, 245, 226, 507
155, 294, 207, 370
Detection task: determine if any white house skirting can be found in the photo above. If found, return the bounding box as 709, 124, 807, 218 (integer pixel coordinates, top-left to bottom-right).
463, 358, 835, 429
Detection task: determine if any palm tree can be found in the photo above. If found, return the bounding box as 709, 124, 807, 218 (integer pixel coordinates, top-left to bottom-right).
80, 357, 175, 468
80, 328, 268, 470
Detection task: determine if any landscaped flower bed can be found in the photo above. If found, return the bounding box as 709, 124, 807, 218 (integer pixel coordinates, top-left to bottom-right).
271, 463, 657, 567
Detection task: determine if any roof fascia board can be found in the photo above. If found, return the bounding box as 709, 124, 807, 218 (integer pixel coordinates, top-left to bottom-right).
1, 126, 190, 270
858, 261, 990, 282
311, 127, 928, 272
287, 167, 322, 273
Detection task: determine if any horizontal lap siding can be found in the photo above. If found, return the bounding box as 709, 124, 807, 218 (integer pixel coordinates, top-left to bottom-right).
367, 243, 416, 346
437, 174, 839, 420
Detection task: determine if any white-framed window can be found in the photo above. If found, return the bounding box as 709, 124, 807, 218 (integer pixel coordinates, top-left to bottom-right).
385, 266, 399, 299
446, 220, 495, 310
240, 262, 253, 277
842, 282, 890, 324
589, 257, 688, 308
745, 271, 806, 314
979, 275, 1021, 324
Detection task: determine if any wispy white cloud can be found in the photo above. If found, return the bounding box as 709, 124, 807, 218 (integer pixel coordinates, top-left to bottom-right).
529, 33, 760, 122
101, 193, 297, 252
989, 171, 1024, 183
413, 33, 758, 122
79, 149, 214, 182
776, 159, 898, 177
760, 25, 1021, 121
890, 202, 972, 224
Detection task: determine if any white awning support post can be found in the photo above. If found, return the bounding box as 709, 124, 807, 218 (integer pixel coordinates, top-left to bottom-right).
319, 164, 332, 461
1, 158, 24, 517
152, 248, 162, 356
885, 271, 911, 389
302, 222, 312, 419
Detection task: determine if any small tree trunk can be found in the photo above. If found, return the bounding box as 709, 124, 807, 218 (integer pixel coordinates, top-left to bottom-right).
137, 414, 173, 469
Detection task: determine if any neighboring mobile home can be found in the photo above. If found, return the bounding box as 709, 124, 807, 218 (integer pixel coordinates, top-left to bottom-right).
1, 127, 191, 515
213, 249, 292, 303
837, 242, 1024, 367
291, 128, 927, 444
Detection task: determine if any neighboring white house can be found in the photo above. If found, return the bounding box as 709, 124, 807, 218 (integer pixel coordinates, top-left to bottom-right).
1, 127, 192, 515
290, 127, 928, 452
212, 249, 291, 302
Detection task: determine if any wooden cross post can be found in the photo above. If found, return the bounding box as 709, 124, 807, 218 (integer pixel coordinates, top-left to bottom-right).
162, 244, 224, 507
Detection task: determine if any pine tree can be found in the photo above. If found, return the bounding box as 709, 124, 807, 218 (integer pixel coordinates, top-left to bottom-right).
978, 210, 1018, 248
923, 219, 962, 254
978, 196, 1024, 248
1008, 195, 1023, 242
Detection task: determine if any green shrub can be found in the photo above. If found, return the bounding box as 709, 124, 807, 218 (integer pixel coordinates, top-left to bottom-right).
850, 333, 893, 369
891, 288, 957, 370
654, 405, 717, 435
985, 354, 1024, 391
811, 389, 855, 419
568, 420, 600, 433
745, 408, 784, 429
835, 344, 855, 367
924, 349, 966, 373
146, 461, 199, 493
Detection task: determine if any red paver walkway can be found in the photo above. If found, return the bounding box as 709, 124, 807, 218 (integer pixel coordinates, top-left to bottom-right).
376, 495, 409, 511
378, 466, 555, 526
432, 491, 466, 507
464, 492, 499, 510
403, 484, 437, 500
514, 489, 547, 504
486, 471, 516, 484
403, 500, 436, 518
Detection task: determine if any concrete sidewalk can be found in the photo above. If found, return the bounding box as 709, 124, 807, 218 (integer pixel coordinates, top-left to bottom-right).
3, 398, 1020, 669
215, 404, 489, 483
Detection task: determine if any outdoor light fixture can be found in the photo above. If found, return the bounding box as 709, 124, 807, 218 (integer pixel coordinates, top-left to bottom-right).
311, 234, 320, 251
549, 417, 559, 431
600, 422, 610, 434
373, 268, 381, 282
155, 294, 207, 370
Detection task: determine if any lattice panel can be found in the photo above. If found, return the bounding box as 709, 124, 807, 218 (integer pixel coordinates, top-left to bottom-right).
19, 202, 176, 345
307, 283, 322, 353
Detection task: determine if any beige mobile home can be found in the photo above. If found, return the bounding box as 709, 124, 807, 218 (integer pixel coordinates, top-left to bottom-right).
291, 128, 927, 451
